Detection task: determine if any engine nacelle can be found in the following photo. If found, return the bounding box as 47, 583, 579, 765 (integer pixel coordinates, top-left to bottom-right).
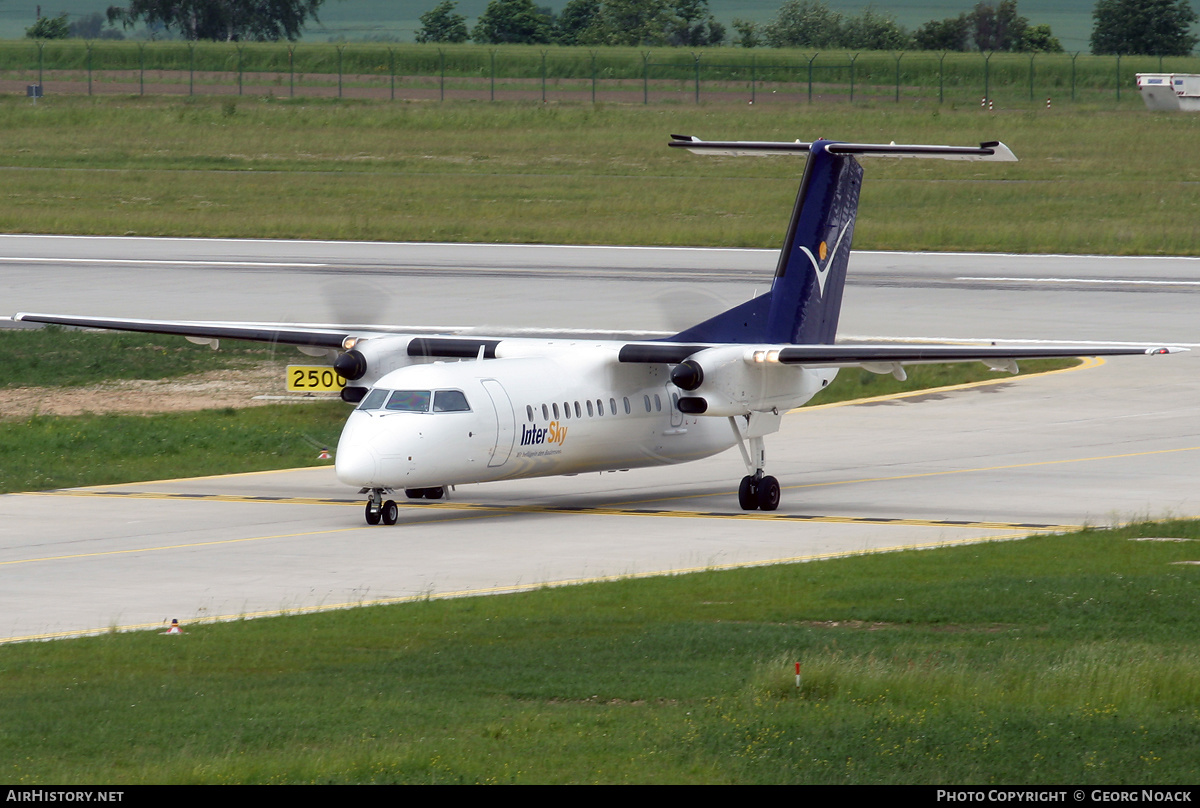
334, 336, 418, 388
672, 345, 831, 416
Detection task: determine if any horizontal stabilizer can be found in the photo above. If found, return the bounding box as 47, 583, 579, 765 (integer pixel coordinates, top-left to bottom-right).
668, 135, 1016, 162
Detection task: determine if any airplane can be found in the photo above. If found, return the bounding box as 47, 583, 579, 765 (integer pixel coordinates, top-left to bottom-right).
13, 136, 1185, 526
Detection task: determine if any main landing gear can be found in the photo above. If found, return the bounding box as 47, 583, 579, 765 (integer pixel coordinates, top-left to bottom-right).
730, 418, 781, 512
739, 472, 781, 511
361, 486, 448, 525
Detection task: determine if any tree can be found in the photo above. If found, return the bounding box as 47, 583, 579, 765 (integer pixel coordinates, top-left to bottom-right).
27, 12, 70, 39
667, 0, 725, 47
471, 0, 553, 44
731, 17, 761, 47
555, 0, 602, 45
1091, 0, 1198, 54
913, 15, 970, 50
764, 0, 843, 48
594, 0, 675, 46
840, 7, 910, 50
1019, 23, 1063, 51
416, 1, 468, 44
968, 0, 1028, 51
106, 0, 324, 41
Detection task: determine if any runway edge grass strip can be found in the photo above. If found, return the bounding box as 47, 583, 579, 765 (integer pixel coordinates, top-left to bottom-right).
0, 522, 1197, 784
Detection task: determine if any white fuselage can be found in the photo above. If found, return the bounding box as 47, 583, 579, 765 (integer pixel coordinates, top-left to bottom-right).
334, 339, 831, 492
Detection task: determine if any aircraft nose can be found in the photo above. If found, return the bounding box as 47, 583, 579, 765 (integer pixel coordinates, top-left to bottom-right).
335, 442, 379, 487
335, 415, 381, 486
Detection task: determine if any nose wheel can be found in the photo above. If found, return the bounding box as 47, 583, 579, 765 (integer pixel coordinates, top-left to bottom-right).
363, 488, 398, 525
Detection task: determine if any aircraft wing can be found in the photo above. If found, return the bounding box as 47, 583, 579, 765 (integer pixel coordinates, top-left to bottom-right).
617, 341, 1186, 366
7, 313, 672, 347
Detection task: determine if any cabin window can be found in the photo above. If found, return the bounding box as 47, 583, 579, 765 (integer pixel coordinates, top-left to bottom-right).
433, 390, 470, 412
542, 403, 550, 421
671, 393, 679, 411
597, 399, 604, 416
553, 403, 560, 419
644, 395, 651, 413
357, 388, 389, 411
574, 401, 581, 419
526, 405, 534, 422
586, 400, 594, 417
385, 390, 431, 412
654, 394, 662, 412
563, 402, 571, 419
624, 397, 631, 415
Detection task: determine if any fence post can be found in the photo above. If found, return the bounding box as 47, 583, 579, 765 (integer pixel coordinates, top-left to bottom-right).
983, 51, 991, 104
750, 53, 756, 104
389, 47, 395, 101
541, 49, 547, 103
1071, 52, 1078, 101
138, 42, 144, 96
490, 49, 496, 101
86, 41, 92, 96
439, 48, 445, 101
188, 42, 194, 96
693, 51, 701, 104
590, 50, 597, 104
806, 52, 818, 102
288, 45, 295, 97
236, 44, 243, 96
642, 51, 650, 105
337, 44, 344, 99
1115, 53, 1121, 102
893, 51, 904, 102
1028, 52, 1034, 102
37, 40, 44, 89
939, 51, 946, 103
849, 52, 858, 102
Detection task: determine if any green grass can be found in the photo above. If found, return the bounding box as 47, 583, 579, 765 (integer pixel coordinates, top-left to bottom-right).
0, 402, 347, 493
0, 328, 280, 389
1, 96, 1198, 254
1, 522, 1197, 783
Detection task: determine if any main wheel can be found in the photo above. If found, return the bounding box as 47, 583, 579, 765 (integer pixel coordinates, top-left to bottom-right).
424, 487, 445, 500
405, 488, 425, 499
738, 475, 758, 510
364, 502, 381, 525
381, 500, 398, 525
757, 475, 780, 511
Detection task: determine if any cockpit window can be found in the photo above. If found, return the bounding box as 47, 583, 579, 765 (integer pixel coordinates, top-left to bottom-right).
433, 390, 471, 412
357, 388, 389, 410
385, 390, 431, 412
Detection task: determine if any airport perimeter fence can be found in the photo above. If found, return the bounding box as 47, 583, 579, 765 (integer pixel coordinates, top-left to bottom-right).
3, 41, 1198, 108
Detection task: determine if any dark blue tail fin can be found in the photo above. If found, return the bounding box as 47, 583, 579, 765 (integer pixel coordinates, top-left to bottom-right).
666, 136, 1014, 346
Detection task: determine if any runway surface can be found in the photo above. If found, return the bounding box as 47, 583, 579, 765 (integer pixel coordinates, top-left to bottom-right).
2, 236, 1198, 643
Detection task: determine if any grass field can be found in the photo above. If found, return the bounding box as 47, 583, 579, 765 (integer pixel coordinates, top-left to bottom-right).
0, 96, 1198, 254
1, 521, 1197, 783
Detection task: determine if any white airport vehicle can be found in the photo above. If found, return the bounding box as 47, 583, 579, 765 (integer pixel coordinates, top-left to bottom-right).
14, 136, 1185, 525
1136, 73, 1200, 111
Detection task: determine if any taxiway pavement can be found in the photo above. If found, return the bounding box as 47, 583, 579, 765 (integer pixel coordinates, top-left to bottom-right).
2, 238, 1197, 642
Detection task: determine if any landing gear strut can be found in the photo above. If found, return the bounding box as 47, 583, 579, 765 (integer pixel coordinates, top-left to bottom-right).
730, 418, 780, 512
362, 488, 398, 525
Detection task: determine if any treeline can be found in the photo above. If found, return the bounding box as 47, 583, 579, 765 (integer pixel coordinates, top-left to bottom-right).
418, 0, 1064, 52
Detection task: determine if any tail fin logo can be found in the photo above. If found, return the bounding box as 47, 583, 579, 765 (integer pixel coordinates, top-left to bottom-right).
796, 220, 852, 297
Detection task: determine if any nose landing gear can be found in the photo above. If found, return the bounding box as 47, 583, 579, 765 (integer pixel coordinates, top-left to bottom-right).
363, 488, 398, 525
